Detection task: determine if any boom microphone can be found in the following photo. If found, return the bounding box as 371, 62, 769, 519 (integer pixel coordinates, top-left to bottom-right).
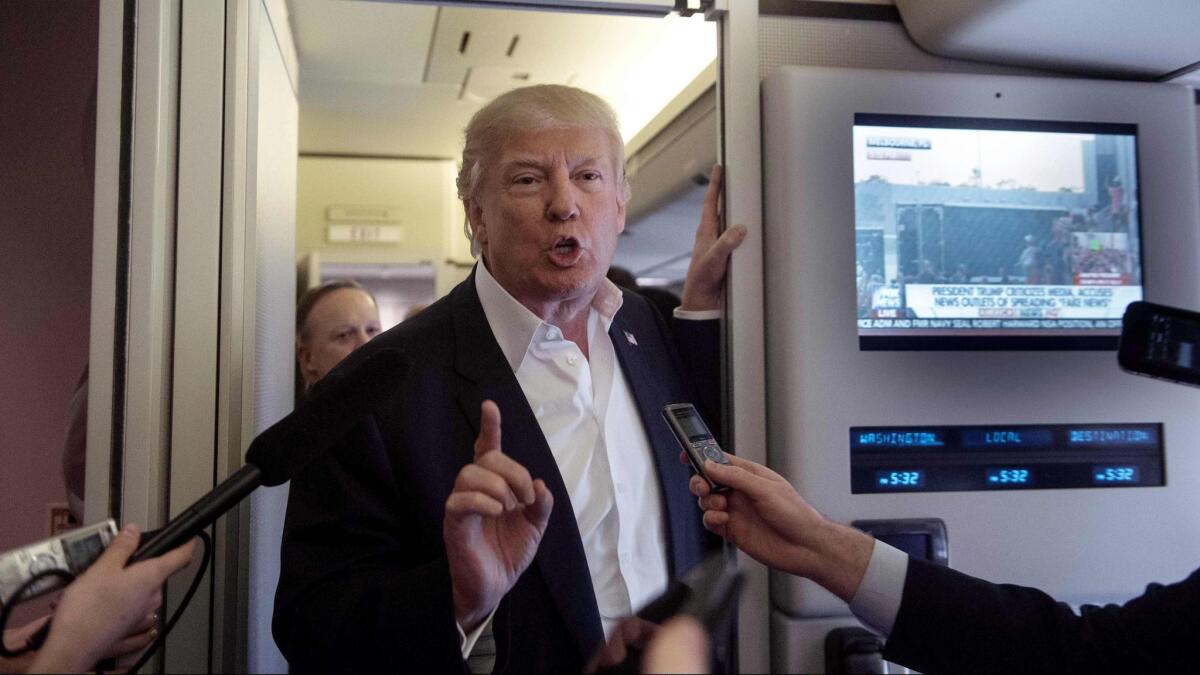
130, 348, 406, 562
246, 347, 406, 486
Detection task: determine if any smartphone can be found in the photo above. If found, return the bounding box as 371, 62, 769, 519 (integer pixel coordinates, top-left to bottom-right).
1118, 301, 1200, 388
662, 403, 731, 493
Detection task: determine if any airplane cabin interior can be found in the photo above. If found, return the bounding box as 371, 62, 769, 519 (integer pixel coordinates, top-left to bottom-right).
1, 0, 1198, 672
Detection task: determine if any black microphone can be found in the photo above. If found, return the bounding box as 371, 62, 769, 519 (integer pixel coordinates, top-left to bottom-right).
130, 348, 406, 562
247, 347, 406, 485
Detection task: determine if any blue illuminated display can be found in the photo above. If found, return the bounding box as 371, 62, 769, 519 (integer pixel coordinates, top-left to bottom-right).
1068, 428, 1156, 444
850, 423, 1163, 494
874, 470, 926, 488
1093, 465, 1140, 484
985, 467, 1032, 486
962, 430, 1052, 448
856, 431, 944, 448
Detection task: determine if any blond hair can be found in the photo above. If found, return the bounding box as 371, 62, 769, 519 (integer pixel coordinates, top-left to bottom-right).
457, 85, 631, 255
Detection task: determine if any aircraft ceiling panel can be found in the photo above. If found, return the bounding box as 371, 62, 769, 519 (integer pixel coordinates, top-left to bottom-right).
290, 3, 713, 158
288, 0, 437, 86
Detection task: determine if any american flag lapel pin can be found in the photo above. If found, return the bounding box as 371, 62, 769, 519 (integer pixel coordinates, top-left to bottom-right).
624, 330, 638, 346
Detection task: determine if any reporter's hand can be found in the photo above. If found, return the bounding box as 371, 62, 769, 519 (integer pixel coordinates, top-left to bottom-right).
642, 616, 710, 674
28, 524, 196, 674
444, 401, 553, 633
584, 616, 658, 672
679, 165, 748, 312
686, 453, 874, 601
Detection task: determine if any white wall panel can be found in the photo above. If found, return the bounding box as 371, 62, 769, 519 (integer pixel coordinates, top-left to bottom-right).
763, 64, 1200, 669
247, 0, 299, 671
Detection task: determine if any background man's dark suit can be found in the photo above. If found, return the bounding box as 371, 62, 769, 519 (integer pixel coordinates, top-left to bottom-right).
884, 557, 1200, 673
273, 271, 722, 673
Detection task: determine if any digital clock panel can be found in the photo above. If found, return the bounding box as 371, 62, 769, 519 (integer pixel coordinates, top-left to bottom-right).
1093, 465, 1141, 484
874, 470, 926, 489
986, 467, 1032, 486
851, 423, 1164, 493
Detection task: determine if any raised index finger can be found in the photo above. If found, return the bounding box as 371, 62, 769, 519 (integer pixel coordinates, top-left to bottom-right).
475, 450, 536, 506
474, 400, 502, 461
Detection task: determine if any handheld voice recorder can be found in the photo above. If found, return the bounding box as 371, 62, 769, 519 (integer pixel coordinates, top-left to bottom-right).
0, 520, 118, 608
663, 403, 731, 493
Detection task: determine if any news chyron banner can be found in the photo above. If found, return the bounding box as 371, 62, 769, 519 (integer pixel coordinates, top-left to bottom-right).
900, 283, 1141, 330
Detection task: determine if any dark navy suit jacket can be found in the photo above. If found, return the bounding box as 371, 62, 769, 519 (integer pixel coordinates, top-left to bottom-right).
273, 271, 722, 673
884, 557, 1200, 674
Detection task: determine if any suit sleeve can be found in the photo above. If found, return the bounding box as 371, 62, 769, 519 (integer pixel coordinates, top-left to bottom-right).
667, 315, 723, 443
883, 557, 1200, 674
272, 417, 467, 674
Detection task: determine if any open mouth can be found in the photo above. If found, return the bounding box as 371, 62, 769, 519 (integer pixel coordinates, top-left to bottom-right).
548, 236, 584, 266
552, 236, 579, 254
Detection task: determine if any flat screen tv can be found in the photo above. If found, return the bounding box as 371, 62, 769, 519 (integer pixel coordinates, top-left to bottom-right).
854, 114, 1144, 350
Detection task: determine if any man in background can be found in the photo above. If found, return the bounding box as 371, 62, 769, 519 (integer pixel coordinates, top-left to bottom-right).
294, 280, 382, 392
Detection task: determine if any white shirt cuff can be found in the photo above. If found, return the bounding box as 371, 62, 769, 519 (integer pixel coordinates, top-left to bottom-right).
848, 540, 909, 637
456, 609, 496, 659
673, 307, 722, 321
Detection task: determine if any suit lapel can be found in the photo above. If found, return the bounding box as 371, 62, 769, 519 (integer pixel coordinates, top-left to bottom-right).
450, 273, 605, 660
608, 303, 696, 578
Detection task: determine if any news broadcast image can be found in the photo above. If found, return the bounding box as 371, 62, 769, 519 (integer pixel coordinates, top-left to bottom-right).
853, 114, 1143, 340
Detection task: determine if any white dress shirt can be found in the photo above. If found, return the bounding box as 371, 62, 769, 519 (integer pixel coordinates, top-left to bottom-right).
848, 540, 910, 636
474, 262, 670, 639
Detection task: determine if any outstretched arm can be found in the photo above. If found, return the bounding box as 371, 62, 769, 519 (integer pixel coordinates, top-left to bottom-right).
693, 452, 1200, 673
667, 164, 746, 438
689, 454, 874, 601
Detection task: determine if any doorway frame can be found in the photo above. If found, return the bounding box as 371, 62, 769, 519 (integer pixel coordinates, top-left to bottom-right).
91, 0, 767, 670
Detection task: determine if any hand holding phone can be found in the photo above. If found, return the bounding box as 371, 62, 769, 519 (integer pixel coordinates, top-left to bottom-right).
662, 403, 731, 493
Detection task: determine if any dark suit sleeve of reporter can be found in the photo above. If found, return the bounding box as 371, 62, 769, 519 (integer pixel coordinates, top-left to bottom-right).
272, 418, 467, 675
667, 315, 722, 442
883, 558, 1200, 674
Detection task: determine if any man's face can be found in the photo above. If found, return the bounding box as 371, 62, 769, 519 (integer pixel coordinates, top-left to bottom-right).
297, 288, 381, 389
468, 126, 626, 312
